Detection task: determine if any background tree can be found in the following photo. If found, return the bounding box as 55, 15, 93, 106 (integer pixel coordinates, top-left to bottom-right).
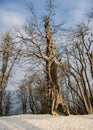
2, 91, 11, 116
60, 23, 93, 114
18, 84, 28, 114
0, 32, 20, 116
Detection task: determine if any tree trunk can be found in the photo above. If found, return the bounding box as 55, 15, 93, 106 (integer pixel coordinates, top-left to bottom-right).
0, 93, 2, 116
23, 105, 27, 114
44, 16, 70, 115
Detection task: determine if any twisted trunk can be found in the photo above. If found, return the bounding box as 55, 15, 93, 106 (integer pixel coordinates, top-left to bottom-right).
45, 17, 69, 115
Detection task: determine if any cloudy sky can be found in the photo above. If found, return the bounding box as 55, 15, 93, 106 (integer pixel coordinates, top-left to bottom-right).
0, 0, 93, 32
0, 0, 93, 88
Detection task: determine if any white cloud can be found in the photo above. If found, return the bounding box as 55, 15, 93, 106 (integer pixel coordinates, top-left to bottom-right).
0, 9, 26, 32
0, 0, 93, 32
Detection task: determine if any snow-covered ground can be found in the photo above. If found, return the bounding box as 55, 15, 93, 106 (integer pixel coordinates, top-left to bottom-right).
0, 114, 93, 130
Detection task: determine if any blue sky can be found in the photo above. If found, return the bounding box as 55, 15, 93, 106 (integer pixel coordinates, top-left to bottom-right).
0, 0, 93, 32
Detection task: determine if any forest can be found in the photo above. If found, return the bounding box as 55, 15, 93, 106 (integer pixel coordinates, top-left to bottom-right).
0, 0, 93, 116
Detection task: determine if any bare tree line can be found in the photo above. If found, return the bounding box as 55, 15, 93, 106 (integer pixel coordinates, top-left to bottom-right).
0, 0, 93, 116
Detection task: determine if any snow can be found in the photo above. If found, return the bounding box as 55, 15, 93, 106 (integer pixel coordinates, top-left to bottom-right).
0, 114, 93, 130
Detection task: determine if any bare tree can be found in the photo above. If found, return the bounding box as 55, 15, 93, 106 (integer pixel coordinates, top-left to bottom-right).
3, 91, 11, 116
18, 84, 28, 114
0, 32, 20, 116
17, 0, 70, 115
28, 79, 50, 114
60, 24, 93, 114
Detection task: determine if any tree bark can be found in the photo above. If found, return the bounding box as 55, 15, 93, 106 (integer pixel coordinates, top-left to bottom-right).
0, 93, 2, 116
44, 16, 69, 115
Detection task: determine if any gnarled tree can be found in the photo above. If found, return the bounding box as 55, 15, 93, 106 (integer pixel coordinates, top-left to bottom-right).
17, 0, 69, 115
